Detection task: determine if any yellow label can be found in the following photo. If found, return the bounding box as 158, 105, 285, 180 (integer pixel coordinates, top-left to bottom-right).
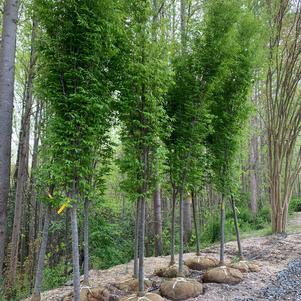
57, 202, 68, 215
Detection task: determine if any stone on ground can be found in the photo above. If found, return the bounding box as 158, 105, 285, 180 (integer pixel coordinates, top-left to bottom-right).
184, 256, 219, 270
120, 292, 164, 301
61, 287, 110, 301
203, 266, 244, 284
114, 278, 152, 292
154, 265, 189, 278
230, 261, 260, 273
160, 278, 203, 300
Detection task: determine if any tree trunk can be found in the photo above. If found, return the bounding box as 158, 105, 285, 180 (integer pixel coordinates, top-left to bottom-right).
138, 147, 147, 296
219, 196, 225, 266
169, 185, 176, 266
64, 209, 69, 277
8, 46, 33, 286
183, 195, 192, 246
133, 198, 140, 278
178, 186, 184, 276
83, 198, 89, 285
138, 195, 145, 296
0, 0, 19, 278
31, 205, 51, 301
230, 195, 243, 259
191, 189, 200, 256
153, 183, 163, 257
250, 134, 258, 215
70, 201, 80, 301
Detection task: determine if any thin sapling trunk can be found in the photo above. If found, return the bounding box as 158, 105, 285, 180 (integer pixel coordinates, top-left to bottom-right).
83, 198, 89, 285
178, 186, 184, 276
169, 185, 177, 266
230, 195, 243, 260
191, 189, 200, 256
133, 198, 140, 278
70, 202, 80, 301
219, 195, 225, 266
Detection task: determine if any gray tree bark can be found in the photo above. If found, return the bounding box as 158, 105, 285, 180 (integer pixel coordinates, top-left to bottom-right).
183, 196, 192, 246
8, 37, 33, 286
31, 205, 51, 301
178, 186, 184, 276
138, 148, 147, 297
153, 183, 163, 256
83, 198, 89, 285
70, 201, 80, 301
230, 195, 243, 259
191, 189, 200, 256
219, 196, 225, 266
0, 0, 19, 278
169, 185, 177, 266
133, 198, 140, 278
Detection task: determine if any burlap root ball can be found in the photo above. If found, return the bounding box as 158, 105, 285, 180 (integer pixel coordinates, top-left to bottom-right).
230, 261, 260, 273
203, 266, 244, 284
61, 287, 110, 301
120, 292, 164, 301
154, 265, 189, 278
160, 278, 203, 300
114, 278, 152, 293
184, 256, 219, 271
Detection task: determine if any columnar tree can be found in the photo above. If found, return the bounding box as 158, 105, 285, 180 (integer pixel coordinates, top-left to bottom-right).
199, 0, 259, 264
166, 51, 209, 273
118, 0, 170, 295
35, 1, 121, 299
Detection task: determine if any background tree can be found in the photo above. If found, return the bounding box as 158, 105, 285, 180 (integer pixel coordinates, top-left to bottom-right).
264, 0, 301, 233
0, 0, 19, 279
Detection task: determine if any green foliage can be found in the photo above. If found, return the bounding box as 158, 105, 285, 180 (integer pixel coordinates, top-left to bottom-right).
35, 0, 122, 201
117, 0, 172, 200
166, 52, 211, 189
41, 263, 69, 292
197, 0, 259, 196
289, 197, 301, 214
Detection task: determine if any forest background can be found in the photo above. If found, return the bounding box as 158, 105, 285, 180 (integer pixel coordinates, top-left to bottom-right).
1, 0, 301, 300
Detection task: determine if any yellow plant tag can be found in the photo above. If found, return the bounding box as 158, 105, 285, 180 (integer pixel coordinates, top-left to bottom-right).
57, 203, 67, 215
57, 197, 71, 215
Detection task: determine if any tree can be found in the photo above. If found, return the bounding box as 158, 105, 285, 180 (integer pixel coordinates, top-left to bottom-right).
264, 0, 301, 233
35, 0, 121, 299
8, 16, 36, 290
117, 0, 170, 295
0, 0, 19, 279
199, 0, 259, 264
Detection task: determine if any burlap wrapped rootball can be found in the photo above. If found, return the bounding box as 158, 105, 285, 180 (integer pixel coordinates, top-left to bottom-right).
114, 278, 152, 293
61, 287, 110, 301
184, 256, 219, 271
160, 278, 203, 300
120, 293, 164, 301
154, 265, 189, 278
203, 266, 243, 284
230, 261, 260, 273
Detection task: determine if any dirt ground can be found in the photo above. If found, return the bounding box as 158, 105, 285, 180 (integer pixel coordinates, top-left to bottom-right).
23, 212, 301, 301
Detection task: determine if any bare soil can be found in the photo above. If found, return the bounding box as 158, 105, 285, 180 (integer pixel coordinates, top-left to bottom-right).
23, 212, 301, 301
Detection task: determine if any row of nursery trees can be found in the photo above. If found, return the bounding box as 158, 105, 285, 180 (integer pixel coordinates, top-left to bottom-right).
1, 0, 301, 300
